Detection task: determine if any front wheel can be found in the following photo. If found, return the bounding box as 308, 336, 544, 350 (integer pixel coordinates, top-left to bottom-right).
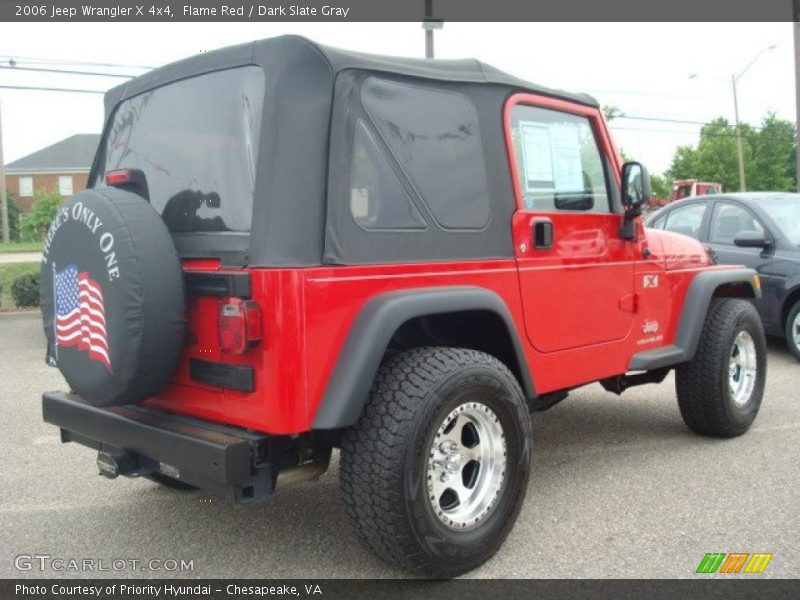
676, 298, 767, 437
785, 300, 800, 361
340, 347, 532, 577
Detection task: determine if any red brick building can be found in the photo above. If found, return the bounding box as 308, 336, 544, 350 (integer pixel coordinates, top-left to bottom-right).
5, 134, 100, 213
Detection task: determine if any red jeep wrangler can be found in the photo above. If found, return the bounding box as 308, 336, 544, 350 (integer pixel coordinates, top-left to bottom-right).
40, 36, 766, 577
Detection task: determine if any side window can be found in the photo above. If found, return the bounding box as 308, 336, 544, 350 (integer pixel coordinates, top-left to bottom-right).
709, 203, 763, 245
509, 104, 610, 213
349, 120, 426, 231
361, 78, 490, 229
649, 213, 667, 230
662, 203, 707, 239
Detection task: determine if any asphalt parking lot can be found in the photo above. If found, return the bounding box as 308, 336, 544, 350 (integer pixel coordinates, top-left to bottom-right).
1, 311, 797, 579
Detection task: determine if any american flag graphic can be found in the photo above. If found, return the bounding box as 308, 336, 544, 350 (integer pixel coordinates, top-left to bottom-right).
54, 264, 112, 372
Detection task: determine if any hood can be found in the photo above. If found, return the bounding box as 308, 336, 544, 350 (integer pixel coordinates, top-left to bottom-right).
645, 228, 712, 271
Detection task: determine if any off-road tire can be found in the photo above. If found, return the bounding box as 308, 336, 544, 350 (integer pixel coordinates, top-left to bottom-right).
785, 300, 800, 361
676, 298, 766, 437
145, 473, 197, 491
340, 347, 532, 577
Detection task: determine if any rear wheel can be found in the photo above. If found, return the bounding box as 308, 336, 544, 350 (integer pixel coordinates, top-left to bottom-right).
785, 301, 800, 361
676, 299, 766, 437
340, 347, 531, 577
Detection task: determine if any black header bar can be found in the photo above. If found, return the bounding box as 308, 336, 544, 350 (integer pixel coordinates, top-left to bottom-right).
0, 0, 795, 22
3, 579, 800, 600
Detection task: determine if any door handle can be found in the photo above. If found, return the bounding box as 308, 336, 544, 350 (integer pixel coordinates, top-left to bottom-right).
532, 218, 553, 250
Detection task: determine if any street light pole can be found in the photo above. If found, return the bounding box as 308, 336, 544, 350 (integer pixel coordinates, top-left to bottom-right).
731, 45, 776, 192
731, 74, 747, 191
706, 44, 775, 193
794, 13, 800, 192
425, 27, 434, 59
690, 46, 775, 192
0, 98, 9, 244
422, 0, 443, 59
424, 0, 434, 58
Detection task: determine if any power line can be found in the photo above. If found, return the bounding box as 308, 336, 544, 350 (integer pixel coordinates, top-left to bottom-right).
0, 84, 105, 94
613, 114, 768, 132
0, 65, 135, 79
0, 54, 153, 70
587, 87, 724, 101
618, 114, 720, 127
610, 125, 788, 140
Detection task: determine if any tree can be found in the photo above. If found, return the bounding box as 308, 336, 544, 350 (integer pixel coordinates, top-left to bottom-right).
602, 105, 624, 122
692, 118, 742, 191
749, 112, 796, 191
6, 190, 21, 242
665, 113, 796, 192
21, 188, 64, 241
666, 145, 698, 182
618, 147, 633, 163
649, 173, 670, 199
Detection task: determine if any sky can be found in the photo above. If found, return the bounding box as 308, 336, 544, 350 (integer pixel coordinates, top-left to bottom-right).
0, 22, 794, 175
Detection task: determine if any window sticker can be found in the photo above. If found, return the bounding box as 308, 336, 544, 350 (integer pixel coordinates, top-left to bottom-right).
520, 123, 554, 193
549, 123, 583, 192
519, 120, 584, 195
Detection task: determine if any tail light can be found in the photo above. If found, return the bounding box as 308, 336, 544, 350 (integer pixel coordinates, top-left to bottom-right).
105, 169, 133, 185
105, 168, 149, 201
219, 298, 262, 354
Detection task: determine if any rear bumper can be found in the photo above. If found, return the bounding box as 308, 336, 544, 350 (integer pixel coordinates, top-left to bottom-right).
42, 391, 274, 504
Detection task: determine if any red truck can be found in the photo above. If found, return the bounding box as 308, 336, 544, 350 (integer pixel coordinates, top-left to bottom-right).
649, 179, 723, 211
40, 36, 766, 577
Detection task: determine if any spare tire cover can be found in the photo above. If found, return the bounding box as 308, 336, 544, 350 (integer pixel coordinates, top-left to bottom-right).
40, 187, 185, 406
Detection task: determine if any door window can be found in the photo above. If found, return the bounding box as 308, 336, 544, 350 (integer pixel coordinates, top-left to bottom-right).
509, 105, 610, 213
662, 203, 707, 239
709, 203, 763, 245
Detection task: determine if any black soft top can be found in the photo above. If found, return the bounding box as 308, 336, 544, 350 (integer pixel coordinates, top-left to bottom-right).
96, 36, 600, 267
104, 35, 598, 112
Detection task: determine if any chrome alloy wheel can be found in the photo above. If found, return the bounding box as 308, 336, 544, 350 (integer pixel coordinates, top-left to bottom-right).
426, 401, 507, 530
792, 311, 800, 351
729, 330, 758, 406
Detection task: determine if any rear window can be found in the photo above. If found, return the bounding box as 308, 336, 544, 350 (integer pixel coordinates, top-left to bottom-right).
98, 66, 265, 233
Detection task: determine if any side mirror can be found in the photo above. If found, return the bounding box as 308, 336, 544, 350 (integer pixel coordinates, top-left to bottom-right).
620, 161, 652, 240
734, 230, 772, 249
621, 161, 652, 212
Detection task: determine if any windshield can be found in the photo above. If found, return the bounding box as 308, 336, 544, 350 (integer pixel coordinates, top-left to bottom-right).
760, 198, 800, 245
99, 66, 265, 233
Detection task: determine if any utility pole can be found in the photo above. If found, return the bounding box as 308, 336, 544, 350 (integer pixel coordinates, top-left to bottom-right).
690, 46, 775, 192
731, 75, 747, 192
724, 44, 775, 192
0, 98, 9, 244
794, 1, 800, 192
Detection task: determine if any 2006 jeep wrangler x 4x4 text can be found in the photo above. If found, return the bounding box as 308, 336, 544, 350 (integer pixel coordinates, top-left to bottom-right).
40, 36, 766, 577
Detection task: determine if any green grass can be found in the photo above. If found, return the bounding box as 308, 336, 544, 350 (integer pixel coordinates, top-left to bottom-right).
0, 240, 43, 253
0, 263, 39, 311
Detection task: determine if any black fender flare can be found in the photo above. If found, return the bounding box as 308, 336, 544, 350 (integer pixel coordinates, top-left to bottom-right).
628, 268, 760, 371
311, 286, 535, 429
